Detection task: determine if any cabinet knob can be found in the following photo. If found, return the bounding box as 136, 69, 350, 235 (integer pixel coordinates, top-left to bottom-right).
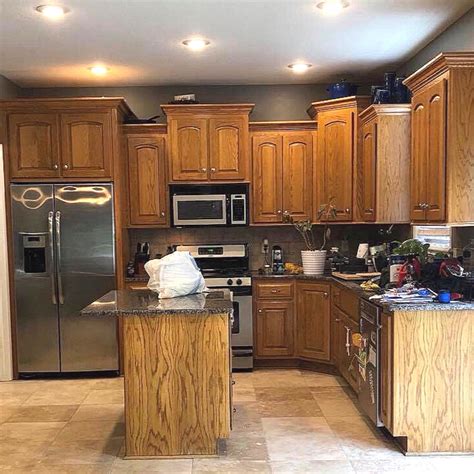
345, 208, 351, 214
160, 211, 165, 217
232, 380, 236, 385
52, 164, 59, 170
324, 292, 329, 298
271, 289, 280, 293
277, 210, 282, 214
210, 167, 216, 172
201, 167, 207, 172
335, 318, 341, 322
365, 208, 374, 213
258, 309, 263, 313
63, 164, 69, 170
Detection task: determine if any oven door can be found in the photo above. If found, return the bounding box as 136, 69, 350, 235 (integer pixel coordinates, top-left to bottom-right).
230, 287, 253, 370
173, 194, 227, 226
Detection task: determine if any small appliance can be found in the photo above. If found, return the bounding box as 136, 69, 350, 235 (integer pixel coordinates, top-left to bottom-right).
170, 184, 248, 227
272, 245, 284, 274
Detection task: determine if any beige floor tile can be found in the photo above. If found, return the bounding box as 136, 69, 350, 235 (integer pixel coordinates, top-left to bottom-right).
70, 404, 124, 422
262, 416, 333, 437
33, 464, 112, 473
311, 385, 357, 400
243, 399, 323, 417
271, 460, 355, 473
324, 415, 384, 440
82, 389, 124, 405
0, 380, 46, 393
0, 405, 19, 423
0, 421, 66, 443
255, 386, 315, 402
0, 459, 43, 472
233, 385, 257, 402
192, 459, 271, 473
429, 455, 474, 473
0, 391, 34, 406
339, 436, 404, 460
251, 370, 309, 388
299, 371, 348, 387
23, 389, 90, 406
112, 458, 192, 473
53, 420, 124, 442
219, 433, 268, 461
313, 394, 362, 417
351, 458, 440, 473
91, 377, 124, 390
7, 405, 78, 423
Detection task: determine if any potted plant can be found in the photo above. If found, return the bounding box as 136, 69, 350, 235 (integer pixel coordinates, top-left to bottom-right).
292, 199, 337, 275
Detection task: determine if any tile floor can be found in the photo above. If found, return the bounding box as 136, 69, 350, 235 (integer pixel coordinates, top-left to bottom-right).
1, 369, 473, 473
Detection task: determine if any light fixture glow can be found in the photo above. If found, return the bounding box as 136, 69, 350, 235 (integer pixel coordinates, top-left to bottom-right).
288, 63, 313, 74
88, 65, 109, 76
317, 0, 350, 15
35, 4, 69, 19
182, 38, 210, 51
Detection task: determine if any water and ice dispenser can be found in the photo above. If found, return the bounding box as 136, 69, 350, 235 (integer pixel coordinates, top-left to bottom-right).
22, 234, 47, 273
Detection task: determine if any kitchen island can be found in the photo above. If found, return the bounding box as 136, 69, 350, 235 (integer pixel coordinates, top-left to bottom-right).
81, 289, 233, 458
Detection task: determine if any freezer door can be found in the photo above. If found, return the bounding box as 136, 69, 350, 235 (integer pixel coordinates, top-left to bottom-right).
54, 184, 118, 371
10, 184, 59, 373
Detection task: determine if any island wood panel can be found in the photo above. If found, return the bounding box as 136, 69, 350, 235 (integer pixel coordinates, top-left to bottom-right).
296, 282, 331, 361
392, 310, 473, 453
282, 132, 313, 221
60, 112, 113, 178
379, 312, 393, 432
251, 134, 283, 223
169, 117, 208, 181
8, 113, 61, 178
447, 68, 474, 223
123, 313, 231, 457
127, 135, 167, 225
209, 116, 248, 181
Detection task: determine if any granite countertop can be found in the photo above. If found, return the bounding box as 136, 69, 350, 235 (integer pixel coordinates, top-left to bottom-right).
80, 289, 234, 317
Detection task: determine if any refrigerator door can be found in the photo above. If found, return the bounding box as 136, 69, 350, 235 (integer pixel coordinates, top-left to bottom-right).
10, 184, 59, 373
54, 184, 118, 371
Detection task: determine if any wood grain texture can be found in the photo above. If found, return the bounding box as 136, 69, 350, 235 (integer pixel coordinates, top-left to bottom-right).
357, 119, 376, 222
249, 121, 317, 132
256, 281, 294, 299
123, 312, 231, 457
392, 310, 473, 453
380, 312, 393, 432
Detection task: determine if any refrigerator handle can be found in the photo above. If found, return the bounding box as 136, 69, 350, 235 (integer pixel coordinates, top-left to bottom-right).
55, 211, 64, 305
48, 211, 57, 305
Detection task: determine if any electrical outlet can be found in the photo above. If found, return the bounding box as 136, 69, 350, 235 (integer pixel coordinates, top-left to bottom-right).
261, 238, 269, 254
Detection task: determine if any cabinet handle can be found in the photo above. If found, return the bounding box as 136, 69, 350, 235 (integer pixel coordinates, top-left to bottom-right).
344, 326, 351, 356
364, 208, 373, 213
232, 380, 236, 385
201, 167, 207, 172
271, 289, 280, 293
63, 164, 69, 170
210, 167, 216, 172
52, 164, 59, 170
335, 318, 341, 322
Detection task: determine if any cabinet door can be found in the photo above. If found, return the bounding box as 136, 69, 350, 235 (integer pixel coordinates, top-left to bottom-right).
411, 90, 428, 221
282, 133, 313, 221
255, 300, 294, 357
252, 134, 283, 223
331, 305, 343, 367
60, 112, 113, 178
127, 135, 167, 225
209, 116, 248, 181
8, 113, 60, 178
380, 312, 393, 431
359, 120, 377, 222
169, 117, 208, 181
317, 109, 353, 221
339, 313, 360, 393
296, 283, 330, 361
425, 79, 447, 222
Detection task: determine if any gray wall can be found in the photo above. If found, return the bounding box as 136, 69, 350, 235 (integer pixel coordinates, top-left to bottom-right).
398, 7, 474, 76
0, 75, 19, 99
18, 83, 357, 121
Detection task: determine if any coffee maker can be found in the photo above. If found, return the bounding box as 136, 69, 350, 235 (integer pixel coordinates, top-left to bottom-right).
272, 245, 284, 274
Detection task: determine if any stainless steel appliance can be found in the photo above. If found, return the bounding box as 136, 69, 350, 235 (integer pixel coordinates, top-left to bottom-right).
358, 299, 383, 426
171, 184, 248, 227
174, 244, 253, 370
11, 184, 118, 374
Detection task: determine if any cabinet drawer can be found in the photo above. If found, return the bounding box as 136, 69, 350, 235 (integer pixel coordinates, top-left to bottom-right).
256, 281, 294, 299
332, 284, 359, 323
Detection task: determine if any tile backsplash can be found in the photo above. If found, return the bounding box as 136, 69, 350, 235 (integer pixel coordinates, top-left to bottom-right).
129, 224, 411, 271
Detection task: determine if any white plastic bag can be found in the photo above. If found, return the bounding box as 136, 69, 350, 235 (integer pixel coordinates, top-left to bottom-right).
144, 251, 208, 299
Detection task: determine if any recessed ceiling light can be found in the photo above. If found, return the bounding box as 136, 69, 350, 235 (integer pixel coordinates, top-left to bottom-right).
182, 38, 211, 51
88, 65, 109, 76
35, 4, 69, 20
317, 0, 350, 15
288, 63, 313, 74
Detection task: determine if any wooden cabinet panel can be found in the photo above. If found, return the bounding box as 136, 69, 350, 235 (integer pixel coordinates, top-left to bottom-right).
317, 109, 353, 221
256, 281, 293, 299
331, 305, 344, 367
252, 134, 283, 223
296, 283, 330, 361
282, 133, 313, 221
60, 112, 113, 178
332, 284, 359, 323
8, 113, 60, 178
340, 312, 360, 393
169, 117, 208, 181
380, 312, 393, 431
209, 116, 248, 180
127, 135, 167, 225
359, 120, 376, 222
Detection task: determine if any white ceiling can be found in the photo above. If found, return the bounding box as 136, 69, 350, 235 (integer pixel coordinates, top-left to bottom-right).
0, 0, 472, 87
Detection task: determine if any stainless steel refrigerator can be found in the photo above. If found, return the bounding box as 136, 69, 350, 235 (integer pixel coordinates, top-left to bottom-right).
11, 183, 118, 374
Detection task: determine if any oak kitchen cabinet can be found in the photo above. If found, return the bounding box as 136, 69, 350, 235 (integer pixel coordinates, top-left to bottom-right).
251, 129, 313, 224
308, 96, 371, 222
404, 52, 474, 224
125, 126, 168, 226
356, 104, 411, 223
162, 104, 254, 183
2, 98, 131, 180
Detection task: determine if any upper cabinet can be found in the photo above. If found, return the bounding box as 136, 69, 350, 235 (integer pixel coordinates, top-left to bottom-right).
404, 52, 474, 224
251, 123, 314, 224
356, 104, 411, 223
162, 104, 253, 183
308, 96, 371, 222
2, 98, 132, 181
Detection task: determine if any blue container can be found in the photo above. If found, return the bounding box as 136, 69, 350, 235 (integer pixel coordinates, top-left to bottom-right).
327, 81, 358, 99
438, 290, 451, 303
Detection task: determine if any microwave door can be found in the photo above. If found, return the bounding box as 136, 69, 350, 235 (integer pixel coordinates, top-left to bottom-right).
173, 194, 227, 226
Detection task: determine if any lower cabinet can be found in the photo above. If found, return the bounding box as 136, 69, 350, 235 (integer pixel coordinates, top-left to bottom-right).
255, 300, 294, 357
296, 282, 331, 361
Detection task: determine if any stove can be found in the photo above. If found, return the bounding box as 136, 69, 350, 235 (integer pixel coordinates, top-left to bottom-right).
174, 244, 253, 370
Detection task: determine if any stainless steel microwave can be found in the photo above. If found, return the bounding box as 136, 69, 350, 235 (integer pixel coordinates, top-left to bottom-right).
170, 184, 248, 227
